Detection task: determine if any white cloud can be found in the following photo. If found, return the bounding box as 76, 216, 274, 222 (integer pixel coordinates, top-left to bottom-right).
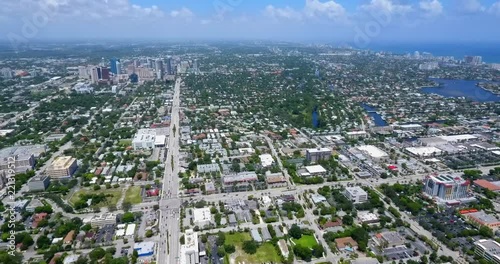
170, 7, 194, 20
419, 0, 443, 16
200, 19, 211, 25
489, 1, 500, 15
263, 5, 302, 20
304, 0, 346, 20
457, 0, 485, 14
360, 0, 412, 15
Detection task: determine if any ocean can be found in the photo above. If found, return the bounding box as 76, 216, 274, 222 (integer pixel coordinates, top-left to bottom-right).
366, 42, 500, 64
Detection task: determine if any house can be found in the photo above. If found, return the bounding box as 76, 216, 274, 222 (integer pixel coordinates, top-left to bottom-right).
64, 230, 75, 245
278, 239, 289, 258
32, 212, 48, 228
228, 214, 237, 226
261, 228, 272, 241
251, 229, 262, 243
335, 237, 358, 251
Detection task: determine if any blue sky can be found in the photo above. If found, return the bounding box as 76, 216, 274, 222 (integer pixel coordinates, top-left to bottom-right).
1, 0, 500, 46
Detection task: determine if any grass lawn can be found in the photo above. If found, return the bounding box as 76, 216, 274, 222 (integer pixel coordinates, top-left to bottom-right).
124, 186, 142, 204
118, 139, 132, 147
235, 242, 281, 264
224, 232, 281, 264
224, 232, 251, 246
292, 235, 318, 248
69, 188, 123, 207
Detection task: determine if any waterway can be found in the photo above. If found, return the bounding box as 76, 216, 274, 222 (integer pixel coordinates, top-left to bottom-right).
360, 103, 388, 127
421, 78, 500, 102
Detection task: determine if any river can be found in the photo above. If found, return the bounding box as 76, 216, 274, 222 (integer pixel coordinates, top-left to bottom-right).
421, 78, 500, 102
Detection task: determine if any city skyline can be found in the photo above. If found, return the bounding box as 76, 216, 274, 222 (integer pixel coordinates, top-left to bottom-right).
2, 0, 500, 44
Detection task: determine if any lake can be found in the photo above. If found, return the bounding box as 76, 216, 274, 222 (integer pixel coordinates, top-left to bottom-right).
421, 78, 500, 102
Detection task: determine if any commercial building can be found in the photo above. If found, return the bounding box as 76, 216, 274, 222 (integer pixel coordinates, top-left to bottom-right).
83, 213, 117, 227
155, 59, 163, 79
259, 154, 274, 167
125, 224, 136, 237
301, 165, 327, 177
265, 171, 287, 188
222, 171, 258, 185
110, 58, 120, 75
46, 156, 77, 179
405, 146, 442, 157
132, 129, 157, 150
373, 231, 405, 248
27, 175, 50, 191
473, 180, 500, 192
166, 57, 173, 75
356, 145, 388, 160
73, 82, 93, 93
0, 145, 46, 173
461, 210, 500, 229
343, 187, 368, 204
193, 207, 213, 227
474, 239, 500, 264
197, 164, 220, 174
134, 241, 155, 257
357, 212, 380, 224
180, 229, 199, 264
423, 174, 470, 201
306, 147, 331, 163
464, 55, 482, 65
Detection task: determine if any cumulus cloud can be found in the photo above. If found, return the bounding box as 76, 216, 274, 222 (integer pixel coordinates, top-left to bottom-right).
263, 5, 302, 20
489, 1, 500, 16
457, 0, 485, 14
360, 0, 412, 15
419, 0, 443, 16
304, 0, 346, 20
263, 0, 346, 21
170, 7, 194, 20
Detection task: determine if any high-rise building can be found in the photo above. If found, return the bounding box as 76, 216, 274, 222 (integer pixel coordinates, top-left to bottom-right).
134, 60, 140, 68
1, 68, 13, 79
110, 58, 120, 74
91, 67, 99, 84
78, 66, 89, 79
464, 56, 482, 65
193, 59, 199, 73
101, 68, 110, 81
423, 174, 470, 201
147, 58, 154, 69
127, 64, 135, 75
155, 59, 164, 79
115, 61, 121, 75
165, 57, 173, 75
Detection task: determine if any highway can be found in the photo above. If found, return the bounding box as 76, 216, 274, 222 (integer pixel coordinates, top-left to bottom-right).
157, 77, 182, 264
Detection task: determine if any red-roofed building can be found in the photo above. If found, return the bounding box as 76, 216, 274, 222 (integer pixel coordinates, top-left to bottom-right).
474, 180, 500, 192
146, 189, 159, 197
32, 212, 48, 228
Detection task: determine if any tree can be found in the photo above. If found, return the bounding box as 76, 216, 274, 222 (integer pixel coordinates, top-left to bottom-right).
342, 215, 354, 226
224, 244, 236, 254
217, 245, 226, 257
289, 224, 302, 239
311, 244, 324, 258
242, 240, 258, 254
479, 226, 493, 238
216, 232, 226, 245
89, 247, 106, 260
180, 235, 185, 244
122, 201, 132, 212
122, 212, 135, 223
293, 244, 312, 261
36, 235, 52, 249
145, 230, 153, 238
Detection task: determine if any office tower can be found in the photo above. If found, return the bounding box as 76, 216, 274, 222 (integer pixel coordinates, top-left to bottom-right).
155, 59, 164, 79
115, 61, 121, 75
1, 68, 13, 79
127, 64, 135, 75
91, 67, 99, 84
101, 68, 110, 81
423, 174, 470, 201
147, 58, 154, 69
134, 59, 140, 68
110, 58, 120, 74
464, 55, 482, 65
166, 57, 173, 75
193, 59, 199, 73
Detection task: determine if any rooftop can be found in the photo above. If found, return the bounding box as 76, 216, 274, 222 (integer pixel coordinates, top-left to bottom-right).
475, 239, 500, 261
50, 156, 76, 169
305, 165, 327, 174
357, 145, 388, 158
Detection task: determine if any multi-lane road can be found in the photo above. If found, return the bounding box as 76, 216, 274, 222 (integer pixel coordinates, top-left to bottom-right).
157, 78, 182, 264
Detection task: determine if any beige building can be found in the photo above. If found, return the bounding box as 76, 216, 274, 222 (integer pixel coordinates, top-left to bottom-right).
47, 156, 77, 179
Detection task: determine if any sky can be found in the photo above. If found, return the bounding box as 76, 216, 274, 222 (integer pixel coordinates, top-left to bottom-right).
1, 0, 500, 47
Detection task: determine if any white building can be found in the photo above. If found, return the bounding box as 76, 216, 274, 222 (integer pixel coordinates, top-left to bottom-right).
356, 145, 388, 160
302, 165, 327, 177
259, 154, 274, 167
132, 129, 157, 150
343, 187, 368, 204
83, 213, 117, 227
474, 239, 500, 264
193, 207, 213, 227
73, 82, 93, 93
125, 224, 136, 237
306, 148, 331, 163
180, 229, 199, 264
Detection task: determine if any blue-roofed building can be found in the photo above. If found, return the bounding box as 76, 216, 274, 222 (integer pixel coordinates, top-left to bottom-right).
134, 241, 155, 257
